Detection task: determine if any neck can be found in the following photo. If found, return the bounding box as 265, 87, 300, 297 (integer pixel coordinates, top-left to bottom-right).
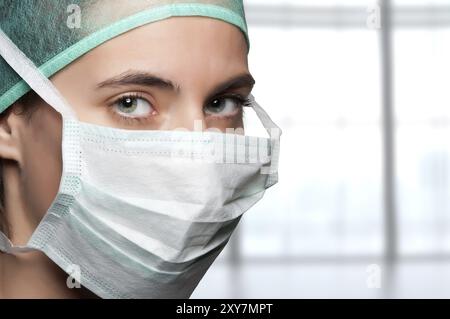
0, 250, 98, 298
0, 162, 98, 299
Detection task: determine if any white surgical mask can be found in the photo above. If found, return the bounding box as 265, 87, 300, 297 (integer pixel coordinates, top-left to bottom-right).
0, 28, 281, 298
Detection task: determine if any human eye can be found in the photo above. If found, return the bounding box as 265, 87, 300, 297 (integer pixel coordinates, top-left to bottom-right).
204, 94, 251, 118
108, 93, 156, 123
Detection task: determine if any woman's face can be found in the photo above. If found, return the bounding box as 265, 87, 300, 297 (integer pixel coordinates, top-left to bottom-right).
7, 16, 253, 243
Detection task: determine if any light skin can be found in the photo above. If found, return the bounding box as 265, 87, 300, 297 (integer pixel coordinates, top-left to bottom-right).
0, 16, 253, 298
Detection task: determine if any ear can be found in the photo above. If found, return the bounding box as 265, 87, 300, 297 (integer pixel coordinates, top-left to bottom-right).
0, 106, 22, 162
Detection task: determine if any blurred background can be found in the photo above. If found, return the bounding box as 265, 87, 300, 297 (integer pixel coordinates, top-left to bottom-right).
192, 0, 450, 298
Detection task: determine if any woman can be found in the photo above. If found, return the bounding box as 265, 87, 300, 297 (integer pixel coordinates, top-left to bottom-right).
0, 0, 280, 298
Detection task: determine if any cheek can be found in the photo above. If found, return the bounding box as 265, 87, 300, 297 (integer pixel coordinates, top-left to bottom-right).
205, 110, 245, 133
21, 107, 63, 225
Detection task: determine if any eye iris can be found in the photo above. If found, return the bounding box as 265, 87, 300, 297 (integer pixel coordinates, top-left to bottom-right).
119, 97, 138, 113
210, 99, 225, 113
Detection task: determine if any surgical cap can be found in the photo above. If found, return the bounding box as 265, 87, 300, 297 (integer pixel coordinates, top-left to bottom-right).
0, 0, 249, 113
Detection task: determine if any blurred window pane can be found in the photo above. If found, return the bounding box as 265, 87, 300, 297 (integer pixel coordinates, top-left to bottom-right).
395, 29, 450, 256
239, 27, 383, 258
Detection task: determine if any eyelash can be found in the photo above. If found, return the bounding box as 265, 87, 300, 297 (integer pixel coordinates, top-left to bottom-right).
108, 92, 152, 125
108, 93, 252, 125
205, 94, 251, 119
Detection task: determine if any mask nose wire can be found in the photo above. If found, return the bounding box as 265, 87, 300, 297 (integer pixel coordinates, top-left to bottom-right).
0, 28, 77, 119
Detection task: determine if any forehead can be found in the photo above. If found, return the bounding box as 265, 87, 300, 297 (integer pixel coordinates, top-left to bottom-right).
74, 17, 249, 81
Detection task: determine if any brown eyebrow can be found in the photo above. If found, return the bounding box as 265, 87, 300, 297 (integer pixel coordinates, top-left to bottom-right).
205, 73, 255, 102
97, 71, 255, 98
97, 71, 181, 91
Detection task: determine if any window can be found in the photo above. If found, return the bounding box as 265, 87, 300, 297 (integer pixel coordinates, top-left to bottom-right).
193, 0, 450, 298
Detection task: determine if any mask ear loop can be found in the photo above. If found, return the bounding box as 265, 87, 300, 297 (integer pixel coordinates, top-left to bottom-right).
0, 231, 35, 253
0, 28, 77, 253
0, 232, 35, 253
247, 94, 282, 186
0, 28, 76, 119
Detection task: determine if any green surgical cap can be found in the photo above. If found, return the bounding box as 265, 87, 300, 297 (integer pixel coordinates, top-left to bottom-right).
0, 0, 249, 113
